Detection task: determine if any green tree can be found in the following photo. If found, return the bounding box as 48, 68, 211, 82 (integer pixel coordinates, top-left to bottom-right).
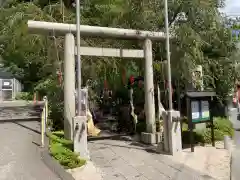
0, 0, 237, 129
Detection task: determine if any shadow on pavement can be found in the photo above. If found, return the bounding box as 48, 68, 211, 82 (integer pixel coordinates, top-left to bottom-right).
13, 121, 41, 135
0, 117, 40, 123
32, 141, 41, 147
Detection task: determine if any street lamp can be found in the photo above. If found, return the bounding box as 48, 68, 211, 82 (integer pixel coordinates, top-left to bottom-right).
75, 0, 90, 160
76, 0, 81, 115
164, 1, 187, 145
164, 0, 173, 120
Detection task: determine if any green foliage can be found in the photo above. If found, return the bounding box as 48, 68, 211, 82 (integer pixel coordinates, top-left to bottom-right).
48, 131, 73, 150
182, 117, 234, 145
136, 119, 163, 134
35, 77, 64, 130
48, 131, 86, 169
0, 0, 238, 129
200, 128, 224, 144
213, 117, 234, 137
15, 92, 32, 100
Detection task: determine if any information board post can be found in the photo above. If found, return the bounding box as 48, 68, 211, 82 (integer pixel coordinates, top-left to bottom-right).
210, 111, 215, 147
186, 96, 194, 152
186, 91, 216, 152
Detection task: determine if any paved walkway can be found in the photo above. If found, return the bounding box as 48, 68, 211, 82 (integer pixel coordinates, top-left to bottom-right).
88, 139, 218, 180
230, 108, 240, 180
0, 120, 60, 180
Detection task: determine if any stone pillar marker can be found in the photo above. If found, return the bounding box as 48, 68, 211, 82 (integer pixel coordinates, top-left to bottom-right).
161, 110, 182, 155
169, 110, 182, 155
73, 116, 89, 159
64, 33, 76, 140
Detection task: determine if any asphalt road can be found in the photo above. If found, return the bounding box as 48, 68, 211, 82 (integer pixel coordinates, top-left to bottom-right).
0, 121, 60, 180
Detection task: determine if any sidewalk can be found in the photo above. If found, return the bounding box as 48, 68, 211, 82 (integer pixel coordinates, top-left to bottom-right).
230, 108, 240, 180
0, 121, 60, 180
88, 139, 230, 180
229, 108, 240, 180
168, 142, 230, 180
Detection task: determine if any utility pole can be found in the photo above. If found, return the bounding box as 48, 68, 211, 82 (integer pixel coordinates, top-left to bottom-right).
164, 0, 173, 114
75, 0, 89, 159
76, 0, 81, 115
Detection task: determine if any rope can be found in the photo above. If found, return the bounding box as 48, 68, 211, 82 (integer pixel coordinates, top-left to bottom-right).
49, 8, 76, 127
61, 0, 65, 22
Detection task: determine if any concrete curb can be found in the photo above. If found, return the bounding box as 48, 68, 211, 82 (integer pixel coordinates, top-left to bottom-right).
230, 151, 233, 180
40, 134, 75, 180
230, 139, 236, 180
230, 146, 236, 180
0, 116, 40, 122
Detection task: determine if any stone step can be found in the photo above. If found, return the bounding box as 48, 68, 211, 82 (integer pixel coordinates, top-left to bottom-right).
0, 101, 44, 121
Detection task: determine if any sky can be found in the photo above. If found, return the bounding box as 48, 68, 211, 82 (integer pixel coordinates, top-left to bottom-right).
221, 0, 240, 16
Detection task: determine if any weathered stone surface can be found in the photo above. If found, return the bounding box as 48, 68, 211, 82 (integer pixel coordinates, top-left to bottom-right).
88, 139, 225, 180
0, 101, 43, 120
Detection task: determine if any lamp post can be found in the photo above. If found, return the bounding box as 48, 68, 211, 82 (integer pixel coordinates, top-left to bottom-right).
75, 0, 89, 159
164, 0, 173, 117
76, 0, 81, 115
164, 0, 187, 114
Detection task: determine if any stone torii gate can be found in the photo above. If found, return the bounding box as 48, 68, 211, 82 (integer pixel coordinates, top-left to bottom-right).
27, 20, 182, 157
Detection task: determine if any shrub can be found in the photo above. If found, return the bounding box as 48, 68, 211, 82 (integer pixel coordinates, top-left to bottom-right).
182, 130, 205, 144
52, 131, 65, 138
213, 117, 234, 137
181, 122, 189, 131
15, 92, 32, 100
48, 131, 86, 169
201, 128, 224, 144
136, 119, 164, 134
182, 117, 234, 145
48, 131, 73, 150
50, 143, 86, 169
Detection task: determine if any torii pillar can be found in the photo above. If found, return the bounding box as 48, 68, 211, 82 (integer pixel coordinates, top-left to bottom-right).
63, 33, 76, 140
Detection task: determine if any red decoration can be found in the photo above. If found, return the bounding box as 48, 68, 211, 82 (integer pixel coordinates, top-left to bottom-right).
129, 75, 134, 85
233, 97, 237, 104
104, 80, 108, 89
57, 71, 62, 86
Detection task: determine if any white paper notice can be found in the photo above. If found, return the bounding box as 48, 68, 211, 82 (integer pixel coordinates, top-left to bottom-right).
191, 101, 200, 119
201, 101, 210, 119
3, 82, 10, 86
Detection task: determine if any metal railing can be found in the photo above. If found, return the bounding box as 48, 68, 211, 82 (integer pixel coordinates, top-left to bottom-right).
41, 96, 48, 148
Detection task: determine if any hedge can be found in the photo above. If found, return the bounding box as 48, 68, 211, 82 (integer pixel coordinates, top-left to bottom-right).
48, 131, 86, 169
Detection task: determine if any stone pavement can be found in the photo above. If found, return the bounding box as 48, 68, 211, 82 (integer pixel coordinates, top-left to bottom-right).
88, 139, 222, 180
68, 161, 103, 180
167, 142, 230, 180
230, 108, 240, 180
231, 131, 240, 180
0, 121, 60, 180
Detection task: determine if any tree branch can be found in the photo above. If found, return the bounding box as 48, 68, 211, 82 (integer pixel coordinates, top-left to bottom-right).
158, 6, 183, 29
